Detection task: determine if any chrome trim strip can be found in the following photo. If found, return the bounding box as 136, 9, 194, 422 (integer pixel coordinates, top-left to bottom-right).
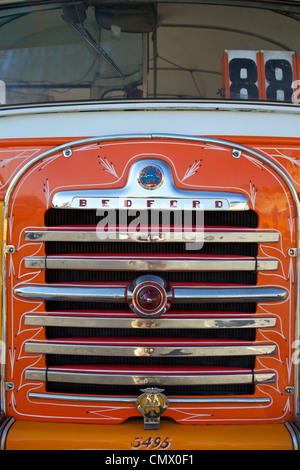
28, 392, 271, 405
14, 285, 126, 302
1, 100, 300, 118
26, 370, 46, 381
24, 342, 276, 357
2, 133, 299, 418
52, 195, 247, 211
173, 286, 287, 303
254, 373, 276, 384
0, 417, 15, 451
24, 256, 278, 272
24, 229, 280, 244
25, 369, 275, 386
24, 314, 277, 330
52, 195, 248, 211
25, 257, 45, 269
15, 284, 287, 303
284, 422, 300, 450
256, 260, 278, 271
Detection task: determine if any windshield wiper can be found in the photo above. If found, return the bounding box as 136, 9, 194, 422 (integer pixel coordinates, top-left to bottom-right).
61, 13, 124, 79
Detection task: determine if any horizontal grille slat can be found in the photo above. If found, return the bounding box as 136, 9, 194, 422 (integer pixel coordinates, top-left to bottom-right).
15, 284, 287, 303
45, 381, 255, 396
24, 339, 276, 357
44, 209, 259, 228
45, 269, 257, 284
25, 367, 275, 387
44, 239, 259, 255
45, 301, 257, 313
25, 255, 278, 272
44, 239, 258, 255
23, 312, 275, 341
45, 353, 256, 368
24, 313, 276, 330
45, 326, 256, 340
25, 227, 279, 250
26, 363, 274, 396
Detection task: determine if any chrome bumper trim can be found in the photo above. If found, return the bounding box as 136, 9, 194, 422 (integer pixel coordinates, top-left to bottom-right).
173, 286, 287, 303
24, 229, 280, 244
25, 369, 275, 386
15, 284, 287, 303
24, 314, 277, 330
28, 392, 271, 405
285, 422, 300, 450
24, 341, 276, 357
14, 285, 126, 302
24, 256, 278, 272
0, 417, 15, 451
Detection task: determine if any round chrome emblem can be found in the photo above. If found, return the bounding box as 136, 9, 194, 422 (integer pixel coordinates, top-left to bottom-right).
138, 165, 164, 190
134, 282, 165, 316
127, 275, 171, 317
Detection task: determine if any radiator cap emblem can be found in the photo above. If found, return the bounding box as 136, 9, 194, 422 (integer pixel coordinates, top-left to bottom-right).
138, 164, 164, 190
136, 387, 169, 430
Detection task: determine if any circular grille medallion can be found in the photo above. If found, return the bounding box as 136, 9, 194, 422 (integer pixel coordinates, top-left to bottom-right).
128, 275, 171, 317
138, 165, 164, 190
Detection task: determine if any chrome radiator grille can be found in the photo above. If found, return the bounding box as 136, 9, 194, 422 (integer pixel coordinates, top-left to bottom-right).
22, 207, 282, 397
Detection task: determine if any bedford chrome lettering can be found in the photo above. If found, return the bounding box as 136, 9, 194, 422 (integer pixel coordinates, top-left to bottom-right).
51, 159, 249, 212
76, 197, 224, 210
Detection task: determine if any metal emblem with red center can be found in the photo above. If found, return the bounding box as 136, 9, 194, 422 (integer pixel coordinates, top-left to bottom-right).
138, 164, 164, 190
127, 275, 171, 317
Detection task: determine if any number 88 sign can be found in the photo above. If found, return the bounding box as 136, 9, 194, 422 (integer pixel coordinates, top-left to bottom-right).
222, 50, 300, 102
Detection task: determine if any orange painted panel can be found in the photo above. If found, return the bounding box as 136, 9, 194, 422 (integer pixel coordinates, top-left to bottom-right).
5, 420, 293, 450
1, 136, 297, 425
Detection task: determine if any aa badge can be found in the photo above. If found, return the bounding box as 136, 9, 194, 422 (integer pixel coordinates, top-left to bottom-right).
136, 387, 169, 430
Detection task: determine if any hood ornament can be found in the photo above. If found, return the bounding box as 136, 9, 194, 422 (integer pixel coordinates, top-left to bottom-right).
136, 387, 169, 430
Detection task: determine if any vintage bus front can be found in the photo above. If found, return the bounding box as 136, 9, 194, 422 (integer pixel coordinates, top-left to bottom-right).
1, 0, 300, 450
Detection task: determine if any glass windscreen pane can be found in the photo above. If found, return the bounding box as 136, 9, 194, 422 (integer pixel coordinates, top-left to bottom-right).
0, 1, 300, 106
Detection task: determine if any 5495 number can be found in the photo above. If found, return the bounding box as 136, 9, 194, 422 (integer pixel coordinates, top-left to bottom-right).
131, 436, 172, 450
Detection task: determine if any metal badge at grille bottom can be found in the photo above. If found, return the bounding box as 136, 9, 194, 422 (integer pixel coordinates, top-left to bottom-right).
136, 387, 169, 430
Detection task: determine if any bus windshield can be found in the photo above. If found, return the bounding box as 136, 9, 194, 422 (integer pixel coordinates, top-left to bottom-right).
1, 0, 300, 106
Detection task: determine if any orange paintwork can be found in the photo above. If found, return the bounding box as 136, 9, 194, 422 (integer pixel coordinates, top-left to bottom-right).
0, 135, 299, 429
5, 420, 293, 450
